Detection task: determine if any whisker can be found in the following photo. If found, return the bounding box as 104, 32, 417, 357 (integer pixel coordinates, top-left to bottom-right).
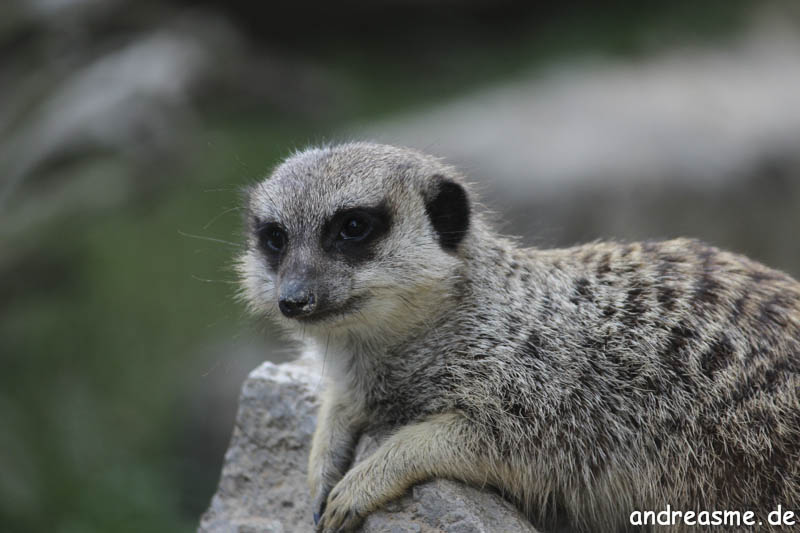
315, 331, 331, 394
203, 187, 240, 193
203, 206, 244, 230
191, 275, 239, 284
178, 229, 242, 248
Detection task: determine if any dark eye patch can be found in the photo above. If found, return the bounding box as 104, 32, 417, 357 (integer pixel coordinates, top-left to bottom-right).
322, 203, 392, 264
254, 218, 287, 270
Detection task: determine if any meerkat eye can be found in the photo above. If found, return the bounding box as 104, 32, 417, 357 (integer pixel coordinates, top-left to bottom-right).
258, 224, 287, 253
322, 205, 390, 259
339, 216, 372, 241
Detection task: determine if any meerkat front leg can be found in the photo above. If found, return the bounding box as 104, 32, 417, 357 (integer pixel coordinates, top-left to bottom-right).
318, 412, 493, 532
309, 384, 366, 526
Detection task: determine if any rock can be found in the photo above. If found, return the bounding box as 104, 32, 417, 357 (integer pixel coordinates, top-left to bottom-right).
198, 359, 541, 533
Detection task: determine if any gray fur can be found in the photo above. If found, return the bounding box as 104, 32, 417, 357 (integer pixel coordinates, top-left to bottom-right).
237, 142, 800, 532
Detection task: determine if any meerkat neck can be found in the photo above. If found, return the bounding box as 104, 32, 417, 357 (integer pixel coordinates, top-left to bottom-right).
311, 277, 470, 390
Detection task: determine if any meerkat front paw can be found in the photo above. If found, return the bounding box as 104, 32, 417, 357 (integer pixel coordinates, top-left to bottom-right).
308, 431, 356, 524
316, 465, 376, 532
309, 473, 335, 526
308, 457, 347, 526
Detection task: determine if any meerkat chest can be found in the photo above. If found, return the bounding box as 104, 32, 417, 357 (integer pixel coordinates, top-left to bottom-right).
354, 349, 458, 429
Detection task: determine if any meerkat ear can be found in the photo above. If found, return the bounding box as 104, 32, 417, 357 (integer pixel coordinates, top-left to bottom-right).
425, 175, 470, 251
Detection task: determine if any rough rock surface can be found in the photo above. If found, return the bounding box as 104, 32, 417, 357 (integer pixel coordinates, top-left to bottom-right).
198, 359, 541, 533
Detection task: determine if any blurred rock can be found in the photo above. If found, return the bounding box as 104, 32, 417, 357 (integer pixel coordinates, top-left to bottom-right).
0, 0, 349, 241
0, 10, 239, 205
198, 359, 540, 533
360, 18, 800, 194
358, 17, 800, 278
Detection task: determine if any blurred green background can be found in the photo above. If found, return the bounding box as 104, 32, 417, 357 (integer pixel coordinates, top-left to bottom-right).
2, 1, 799, 532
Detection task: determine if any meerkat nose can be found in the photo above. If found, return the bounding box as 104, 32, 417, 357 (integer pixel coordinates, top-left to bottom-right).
278, 281, 317, 318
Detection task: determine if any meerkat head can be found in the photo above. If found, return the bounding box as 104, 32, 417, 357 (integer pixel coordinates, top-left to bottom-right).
237, 142, 473, 339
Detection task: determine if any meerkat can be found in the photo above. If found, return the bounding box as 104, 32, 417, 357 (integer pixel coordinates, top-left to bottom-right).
237, 142, 800, 533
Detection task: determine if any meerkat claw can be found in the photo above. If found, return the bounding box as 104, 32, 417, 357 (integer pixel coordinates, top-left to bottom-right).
312, 491, 327, 526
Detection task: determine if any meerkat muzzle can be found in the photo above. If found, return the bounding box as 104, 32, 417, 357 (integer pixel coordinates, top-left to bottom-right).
278, 280, 317, 318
